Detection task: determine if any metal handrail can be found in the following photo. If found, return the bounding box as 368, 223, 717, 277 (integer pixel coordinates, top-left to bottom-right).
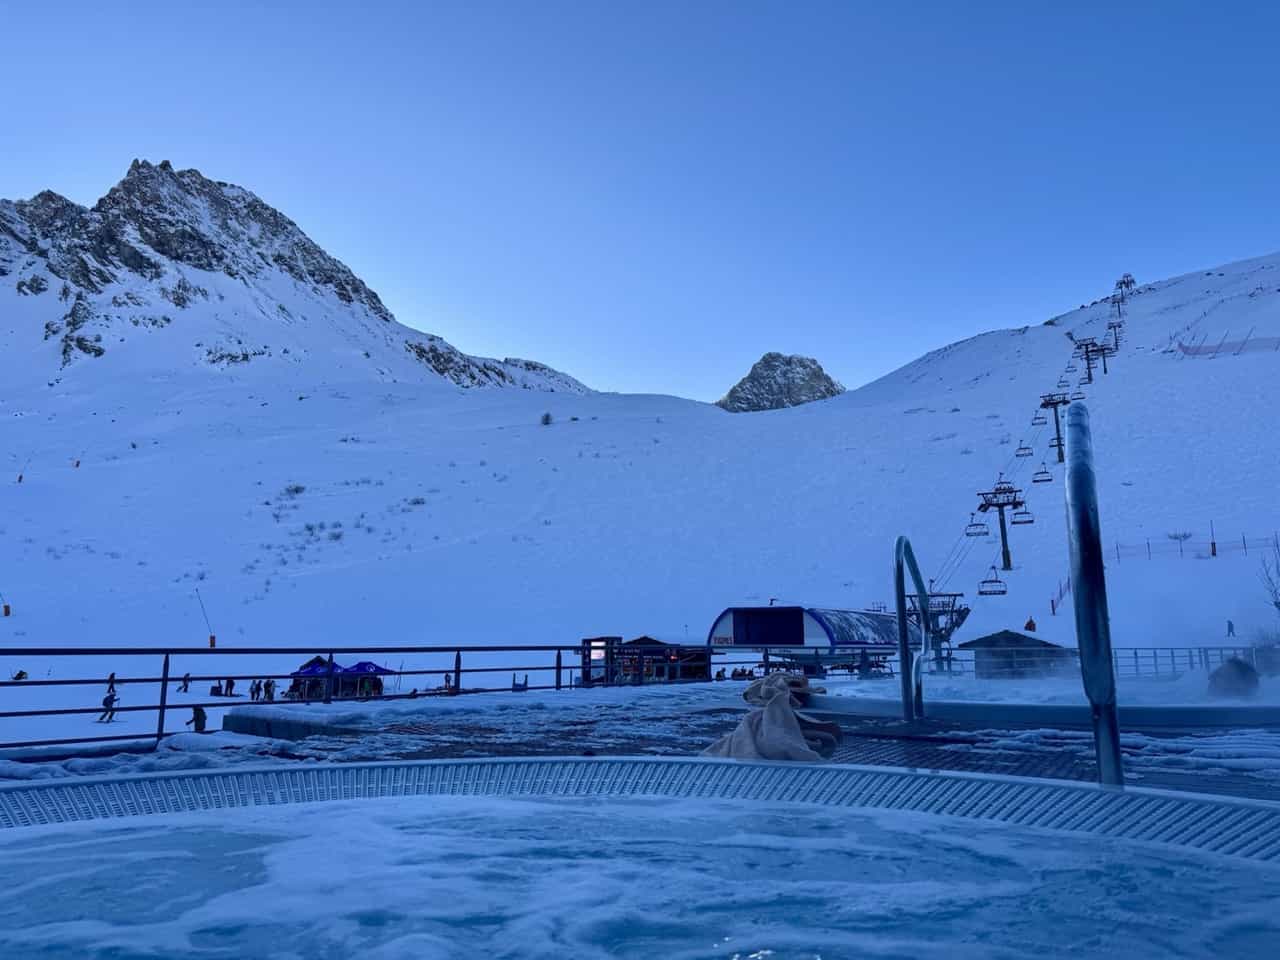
1065, 403, 1124, 787
893, 535, 934, 720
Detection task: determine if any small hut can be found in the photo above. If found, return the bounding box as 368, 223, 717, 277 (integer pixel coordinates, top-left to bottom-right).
956, 631, 1077, 679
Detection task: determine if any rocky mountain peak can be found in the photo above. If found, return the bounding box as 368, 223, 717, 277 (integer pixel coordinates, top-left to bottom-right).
716, 352, 845, 413
0, 161, 586, 393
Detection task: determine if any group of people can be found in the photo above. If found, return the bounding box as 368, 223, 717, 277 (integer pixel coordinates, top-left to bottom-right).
90, 669, 279, 726
715, 667, 758, 681
248, 678, 276, 701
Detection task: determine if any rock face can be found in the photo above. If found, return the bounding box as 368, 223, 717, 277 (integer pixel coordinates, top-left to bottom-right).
0, 159, 586, 391
716, 352, 844, 412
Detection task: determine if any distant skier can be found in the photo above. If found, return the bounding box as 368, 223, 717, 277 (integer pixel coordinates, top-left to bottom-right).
248, 679, 260, 702
97, 692, 118, 723
10, 670, 27, 682
185, 706, 208, 734
224, 677, 236, 697
263, 678, 276, 701
179, 672, 191, 693
106, 672, 117, 695
1227, 619, 1236, 638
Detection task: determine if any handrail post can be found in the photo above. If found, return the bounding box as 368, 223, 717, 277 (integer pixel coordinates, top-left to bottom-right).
323, 652, 335, 704
1065, 403, 1124, 787
154, 653, 170, 750
894, 536, 933, 721
452, 650, 462, 694
555, 650, 563, 691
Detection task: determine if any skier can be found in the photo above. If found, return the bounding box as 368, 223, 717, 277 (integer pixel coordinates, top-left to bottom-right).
97, 691, 118, 723
185, 706, 208, 734
263, 678, 276, 701
106, 672, 116, 695
224, 677, 236, 697
179, 672, 191, 693
1227, 619, 1236, 638
1025, 616, 1037, 632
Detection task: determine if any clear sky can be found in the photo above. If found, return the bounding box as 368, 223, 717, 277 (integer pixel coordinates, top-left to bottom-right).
3, 1, 1278, 399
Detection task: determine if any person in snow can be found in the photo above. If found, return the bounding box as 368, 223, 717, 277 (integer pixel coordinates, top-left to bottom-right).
1227, 619, 1236, 638
1024, 616, 1037, 632
263, 678, 276, 701
224, 677, 236, 697
185, 706, 208, 733
179, 672, 191, 693
97, 692, 118, 723
249, 679, 260, 701
106, 672, 116, 695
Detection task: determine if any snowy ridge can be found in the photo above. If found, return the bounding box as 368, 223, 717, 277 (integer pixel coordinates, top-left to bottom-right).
0, 160, 587, 393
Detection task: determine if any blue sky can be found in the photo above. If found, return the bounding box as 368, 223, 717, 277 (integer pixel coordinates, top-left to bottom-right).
3, 1, 1278, 399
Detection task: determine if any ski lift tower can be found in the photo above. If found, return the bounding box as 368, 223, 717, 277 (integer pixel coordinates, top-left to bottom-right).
1107, 319, 1124, 351
1094, 342, 1116, 375
1039, 392, 1071, 463
907, 588, 971, 672
977, 475, 1026, 571
1074, 337, 1099, 383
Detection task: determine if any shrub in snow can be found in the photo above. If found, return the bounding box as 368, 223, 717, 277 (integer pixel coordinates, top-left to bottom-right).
541, 412, 553, 426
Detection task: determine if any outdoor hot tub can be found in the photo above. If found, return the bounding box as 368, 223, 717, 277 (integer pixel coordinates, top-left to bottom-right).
0, 757, 1277, 958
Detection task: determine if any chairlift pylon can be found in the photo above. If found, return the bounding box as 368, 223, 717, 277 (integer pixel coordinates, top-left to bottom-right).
1032, 462, 1052, 484
1011, 507, 1034, 525
978, 566, 1007, 596
1015, 441, 1033, 458
964, 512, 989, 538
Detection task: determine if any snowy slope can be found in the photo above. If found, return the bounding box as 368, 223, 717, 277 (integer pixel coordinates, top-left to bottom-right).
0, 160, 587, 394
2, 220, 1280, 742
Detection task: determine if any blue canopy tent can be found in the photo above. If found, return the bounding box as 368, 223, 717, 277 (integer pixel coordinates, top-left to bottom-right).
286, 658, 391, 699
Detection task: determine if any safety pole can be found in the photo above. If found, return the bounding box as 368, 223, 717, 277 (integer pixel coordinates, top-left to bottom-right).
155, 653, 171, 749
1065, 404, 1124, 787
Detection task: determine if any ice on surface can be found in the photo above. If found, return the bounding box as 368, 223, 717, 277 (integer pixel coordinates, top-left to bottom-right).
0, 795, 1276, 959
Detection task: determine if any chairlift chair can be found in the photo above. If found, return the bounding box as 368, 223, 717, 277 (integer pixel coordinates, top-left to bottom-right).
1031, 412, 1047, 426
1065, 363, 1078, 373
1070, 389, 1086, 401
978, 566, 1007, 596
1056, 378, 1070, 388
1015, 442, 1033, 458
1032, 462, 1053, 483
1011, 507, 1034, 525
964, 513, 989, 538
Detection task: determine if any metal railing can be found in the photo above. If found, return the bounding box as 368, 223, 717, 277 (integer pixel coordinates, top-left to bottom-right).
893, 536, 934, 721
0, 642, 847, 754
923, 644, 1261, 680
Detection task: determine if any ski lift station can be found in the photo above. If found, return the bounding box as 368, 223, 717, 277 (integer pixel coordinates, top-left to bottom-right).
706, 605, 918, 650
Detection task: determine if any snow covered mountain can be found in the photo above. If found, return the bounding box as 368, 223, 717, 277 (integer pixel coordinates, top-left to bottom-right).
716, 352, 845, 412
3, 193, 1280, 742
0, 160, 586, 393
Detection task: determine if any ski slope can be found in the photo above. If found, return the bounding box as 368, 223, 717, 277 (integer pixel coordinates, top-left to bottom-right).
1, 242, 1279, 740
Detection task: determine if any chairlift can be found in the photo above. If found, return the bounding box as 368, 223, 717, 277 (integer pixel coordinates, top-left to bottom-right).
1065, 363, 1078, 373
1011, 507, 1034, 525
1032, 462, 1053, 484
1070, 389, 1086, 401
1015, 441, 1033, 458
1031, 412, 1047, 427
1056, 378, 1070, 388
978, 566, 1007, 596
964, 512, 989, 538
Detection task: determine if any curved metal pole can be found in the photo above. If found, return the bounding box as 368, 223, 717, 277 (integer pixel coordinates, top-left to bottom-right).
1065, 404, 1124, 787
894, 536, 934, 720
